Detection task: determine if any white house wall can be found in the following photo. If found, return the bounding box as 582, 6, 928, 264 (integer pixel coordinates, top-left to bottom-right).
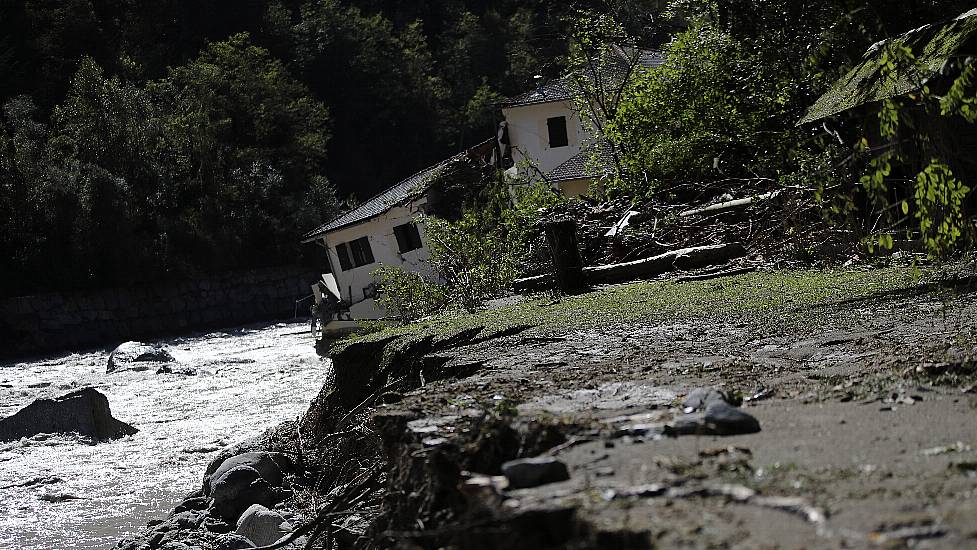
320, 199, 436, 320
502, 100, 586, 180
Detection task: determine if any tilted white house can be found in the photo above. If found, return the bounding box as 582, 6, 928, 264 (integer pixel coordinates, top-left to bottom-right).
302, 49, 664, 326
498, 78, 604, 198
498, 48, 665, 197
301, 140, 495, 322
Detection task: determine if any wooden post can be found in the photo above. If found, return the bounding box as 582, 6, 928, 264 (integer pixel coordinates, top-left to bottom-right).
543, 219, 586, 294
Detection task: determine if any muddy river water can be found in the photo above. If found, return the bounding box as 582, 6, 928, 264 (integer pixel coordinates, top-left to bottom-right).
0, 321, 329, 550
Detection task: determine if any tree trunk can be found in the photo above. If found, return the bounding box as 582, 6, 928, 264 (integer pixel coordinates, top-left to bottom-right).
544, 219, 587, 294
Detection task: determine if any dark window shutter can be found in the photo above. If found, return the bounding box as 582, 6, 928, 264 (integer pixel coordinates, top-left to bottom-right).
351, 237, 374, 266
394, 225, 409, 253
360, 237, 375, 264
547, 116, 569, 148
336, 243, 352, 271
409, 223, 423, 250
394, 223, 423, 253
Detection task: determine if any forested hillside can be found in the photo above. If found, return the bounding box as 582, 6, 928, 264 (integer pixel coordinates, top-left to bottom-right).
0, 0, 663, 297
1, 0, 973, 298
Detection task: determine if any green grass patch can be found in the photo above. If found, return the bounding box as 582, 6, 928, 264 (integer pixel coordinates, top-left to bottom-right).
333, 266, 924, 354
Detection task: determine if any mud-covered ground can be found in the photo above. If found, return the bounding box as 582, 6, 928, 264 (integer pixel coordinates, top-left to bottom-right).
365, 268, 977, 549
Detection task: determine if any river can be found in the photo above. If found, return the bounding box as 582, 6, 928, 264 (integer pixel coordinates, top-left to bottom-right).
0, 321, 329, 550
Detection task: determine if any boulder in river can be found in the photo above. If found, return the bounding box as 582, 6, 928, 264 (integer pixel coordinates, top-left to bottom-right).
107, 341, 175, 373
205, 452, 290, 495
0, 387, 137, 442
206, 452, 292, 521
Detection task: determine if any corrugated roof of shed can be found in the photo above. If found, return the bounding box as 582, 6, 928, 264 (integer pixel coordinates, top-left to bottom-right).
800, 8, 977, 125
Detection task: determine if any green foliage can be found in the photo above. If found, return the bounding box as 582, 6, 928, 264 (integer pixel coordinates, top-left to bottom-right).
0, 36, 339, 295
374, 192, 534, 320
608, 23, 759, 196
503, 182, 568, 269
852, 44, 975, 257
372, 265, 447, 323
424, 213, 521, 312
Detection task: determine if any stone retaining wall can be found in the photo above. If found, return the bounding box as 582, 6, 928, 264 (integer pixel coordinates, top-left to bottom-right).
0, 266, 318, 359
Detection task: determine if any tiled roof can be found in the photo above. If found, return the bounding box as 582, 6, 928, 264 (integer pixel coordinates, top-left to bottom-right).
546, 142, 615, 183
301, 153, 464, 242
497, 79, 573, 108
499, 48, 665, 108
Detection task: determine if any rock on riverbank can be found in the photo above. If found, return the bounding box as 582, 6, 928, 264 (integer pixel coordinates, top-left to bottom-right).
0, 388, 137, 442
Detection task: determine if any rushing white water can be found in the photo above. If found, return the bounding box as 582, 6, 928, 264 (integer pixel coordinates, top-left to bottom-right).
0, 321, 329, 550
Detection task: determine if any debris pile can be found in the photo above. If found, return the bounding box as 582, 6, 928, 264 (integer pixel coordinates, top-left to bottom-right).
523, 182, 859, 286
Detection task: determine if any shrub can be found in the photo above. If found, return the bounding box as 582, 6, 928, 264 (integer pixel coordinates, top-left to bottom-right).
425, 212, 520, 312
372, 265, 447, 323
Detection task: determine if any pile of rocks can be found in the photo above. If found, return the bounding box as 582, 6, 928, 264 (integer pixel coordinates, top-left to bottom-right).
118, 452, 304, 550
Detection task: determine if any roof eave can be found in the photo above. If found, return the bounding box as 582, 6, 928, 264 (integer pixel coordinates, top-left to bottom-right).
497, 95, 574, 109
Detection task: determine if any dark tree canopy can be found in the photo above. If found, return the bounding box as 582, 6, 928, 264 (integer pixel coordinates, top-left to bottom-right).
2, 0, 972, 296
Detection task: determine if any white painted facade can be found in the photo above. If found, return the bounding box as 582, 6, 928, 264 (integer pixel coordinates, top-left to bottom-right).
307, 92, 600, 323
502, 100, 588, 182
316, 198, 434, 320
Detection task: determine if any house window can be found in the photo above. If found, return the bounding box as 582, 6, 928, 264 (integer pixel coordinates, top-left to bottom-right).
336, 243, 353, 271
547, 116, 569, 148
335, 237, 375, 271
393, 222, 423, 253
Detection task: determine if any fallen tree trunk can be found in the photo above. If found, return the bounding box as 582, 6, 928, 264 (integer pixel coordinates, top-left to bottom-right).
584, 243, 747, 285
679, 191, 778, 218
514, 243, 748, 293
513, 274, 551, 294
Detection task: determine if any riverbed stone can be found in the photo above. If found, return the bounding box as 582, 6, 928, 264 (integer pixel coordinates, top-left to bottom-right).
205, 452, 290, 495
236, 504, 293, 547
0, 387, 137, 442
502, 457, 570, 489
168, 510, 206, 530
214, 534, 256, 549
210, 466, 279, 521
107, 341, 175, 373
703, 401, 761, 435
173, 496, 208, 514
682, 387, 728, 412
671, 401, 761, 436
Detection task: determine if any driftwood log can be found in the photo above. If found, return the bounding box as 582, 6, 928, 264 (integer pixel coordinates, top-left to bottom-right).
513, 274, 551, 294
513, 243, 748, 292
678, 191, 779, 218
584, 243, 747, 285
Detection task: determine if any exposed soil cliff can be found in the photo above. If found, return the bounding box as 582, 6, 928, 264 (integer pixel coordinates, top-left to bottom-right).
119, 266, 977, 549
